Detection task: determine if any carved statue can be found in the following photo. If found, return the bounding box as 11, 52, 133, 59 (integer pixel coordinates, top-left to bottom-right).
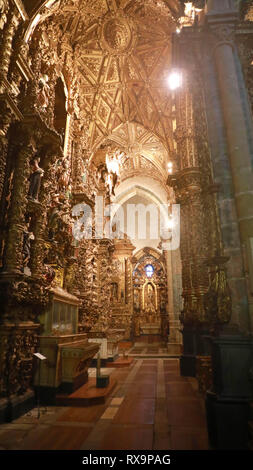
22, 229, 35, 271
48, 194, 62, 241
110, 282, 118, 302
146, 284, 155, 312
107, 171, 118, 196
58, 159, 70, 190
28, 159, 44, 201
42, 264, 56, 285
96, 163, 108, 185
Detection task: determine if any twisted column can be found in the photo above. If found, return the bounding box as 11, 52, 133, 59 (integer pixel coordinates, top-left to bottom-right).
3, 128, 34, 273
171, 168, 210, 326
0, 8, 18, 85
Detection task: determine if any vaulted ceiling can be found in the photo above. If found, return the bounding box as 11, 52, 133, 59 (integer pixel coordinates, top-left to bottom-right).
50, 0, 178, 163
109, 122, 168, 181
26, 0, 182, 183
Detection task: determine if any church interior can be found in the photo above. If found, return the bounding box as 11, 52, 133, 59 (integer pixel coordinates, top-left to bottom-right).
0, 0, 253, 452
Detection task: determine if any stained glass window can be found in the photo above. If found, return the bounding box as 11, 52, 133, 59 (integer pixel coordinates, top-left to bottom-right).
145, 264, 154, 278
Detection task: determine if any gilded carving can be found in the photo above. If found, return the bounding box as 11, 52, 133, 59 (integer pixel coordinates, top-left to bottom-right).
0, 0, 246, 409
0, 324, 39, 397
0, 0, 9, 30
204, 254, 232, 328
196, 355, 213, 395
101, 15, 134, 53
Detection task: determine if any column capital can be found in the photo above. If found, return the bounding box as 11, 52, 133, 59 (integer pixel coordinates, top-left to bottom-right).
167, 167, 205, 203
209, 20, 238, 52
205, 0, 239, 50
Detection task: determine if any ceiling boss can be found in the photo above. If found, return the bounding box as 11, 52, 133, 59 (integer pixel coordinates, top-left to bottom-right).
100, 12, 136, 55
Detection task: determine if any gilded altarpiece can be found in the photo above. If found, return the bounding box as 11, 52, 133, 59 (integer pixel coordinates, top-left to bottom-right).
132, 253, 168, 337
109, 237, 135, 339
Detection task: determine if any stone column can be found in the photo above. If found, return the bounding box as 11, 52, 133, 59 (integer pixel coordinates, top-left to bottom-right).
174, 75, 198, 170
171, 24, 238, 376
201, 1, 253, 450
169, 167, 212, 375
206, 5, 253, 331
164, 248, 177, 342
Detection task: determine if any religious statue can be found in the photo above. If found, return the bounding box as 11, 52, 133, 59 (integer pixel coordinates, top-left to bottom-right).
146, 284, 155, 312
110, 282, 118, 302
48, 194, 62, 241
145, 283, 156, 323
96, 163, 108, 185
22, 228, 35, 272
42, 264, 56, 285
107, 171, 118, 196
28, 158, 44, 201
57, 159, 70, 190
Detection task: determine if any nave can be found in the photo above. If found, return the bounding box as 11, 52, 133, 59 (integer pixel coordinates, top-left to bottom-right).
0, 356, 208, 451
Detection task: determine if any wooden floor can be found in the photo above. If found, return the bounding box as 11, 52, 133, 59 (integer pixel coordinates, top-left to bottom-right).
0, 358, 209, 450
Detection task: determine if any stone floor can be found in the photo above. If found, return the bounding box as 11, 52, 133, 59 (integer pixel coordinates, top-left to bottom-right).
128, 344, 171, 356
127, 336, 181, 357
0, 358, 209, 450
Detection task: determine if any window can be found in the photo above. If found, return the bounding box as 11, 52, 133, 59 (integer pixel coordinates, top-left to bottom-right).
145, 264, 154, 278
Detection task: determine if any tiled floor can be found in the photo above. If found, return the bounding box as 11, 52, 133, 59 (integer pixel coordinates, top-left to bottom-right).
0, 358, 209, 450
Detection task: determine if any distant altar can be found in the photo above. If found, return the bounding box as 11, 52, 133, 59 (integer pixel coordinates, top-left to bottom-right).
139, 281, 161, 334
132, 252, 168, 338
141, 323, 161, 335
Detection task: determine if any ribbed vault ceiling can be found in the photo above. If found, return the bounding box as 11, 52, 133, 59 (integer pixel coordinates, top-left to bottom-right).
28, 0, 181, 178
